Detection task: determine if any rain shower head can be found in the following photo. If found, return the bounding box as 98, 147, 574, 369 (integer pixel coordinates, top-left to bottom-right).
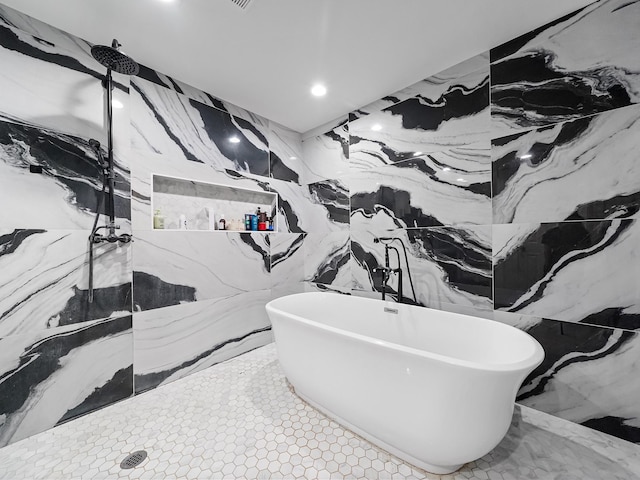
91, 39, 139, 75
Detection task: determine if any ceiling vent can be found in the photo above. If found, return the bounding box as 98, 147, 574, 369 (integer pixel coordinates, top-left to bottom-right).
229, 0, 255, 11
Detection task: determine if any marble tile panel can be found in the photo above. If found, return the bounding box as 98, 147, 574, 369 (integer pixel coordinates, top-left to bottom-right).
0, 3, 93, 60
268, 177, 347, 234
353, 52, 490, 118
495, 312, 640, 444
301, 118, 349, 184
268, 121, 303, 184
130, 77, 269, 177
0, 229, 131, 337
350, 146, 491, 230
0, 115, 131, 231
133, 291, 272, 392
0, 315, 132, 447
270, 233, 305, 288
303, 232, 351, 289
132, 230, 270, 311
0, 21, 130, 149
349, 67, 489, 170
351, 227, 493, 311
493, 220, 640, 331
493, 103, 640, 224
490, 0, 640, 137
130, 149, 271, 231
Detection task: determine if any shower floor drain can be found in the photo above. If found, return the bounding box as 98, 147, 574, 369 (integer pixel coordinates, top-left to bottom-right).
120, 450, 147, 469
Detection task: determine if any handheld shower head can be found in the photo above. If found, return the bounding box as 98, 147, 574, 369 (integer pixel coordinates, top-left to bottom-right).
91, 39, 139, 75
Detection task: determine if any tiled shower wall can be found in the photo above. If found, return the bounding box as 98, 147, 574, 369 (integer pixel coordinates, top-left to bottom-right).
301, 0, 640, 444
0, 3, 348, 448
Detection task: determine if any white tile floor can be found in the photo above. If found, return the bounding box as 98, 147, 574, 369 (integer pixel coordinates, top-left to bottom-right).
1, 343, 639, 480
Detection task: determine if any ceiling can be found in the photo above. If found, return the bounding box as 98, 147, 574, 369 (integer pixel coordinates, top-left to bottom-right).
2, 0, 595, 134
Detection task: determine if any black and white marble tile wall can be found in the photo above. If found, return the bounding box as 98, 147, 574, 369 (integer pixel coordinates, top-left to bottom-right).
303, 232, 351, 289
492, 103, 640, 224
130, 77, 270, 177
0, 17, 131, 148
0, 3, 94, 66
494, 219, 640, 331
494, 312, 640, 443
0, 116, 131, 230
133, 292, 272, 392
133, 231, 270, 311
350, 147, 491, 230
0, 229, 131, 337
268, 121, 304, 184
268, 177, 348, 234
490, 0, 640, 139
301, 118, 349, 184
352, 53, 490, 119
270, 233, 305, 288
349, 59, 489, 171
0, 315, 133, 448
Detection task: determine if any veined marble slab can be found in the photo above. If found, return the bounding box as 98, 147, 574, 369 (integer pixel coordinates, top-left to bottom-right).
269, 177, 348, 234
133, 230, 270, 311
0, 3, 93, 60
301, 118, 349, 184
0, 229, 131, 337
0, 20, 130, 150
492, 103, 640, 224
349, 65, 489, 170
270, 233, 305, 288
303, 232, 351, 289
494, 219, 640, 331
496, 312, 640, 444
0, 115, 131, 231
351, 147, 490, 229
353, 52, 490, 118
0, 315, 132, 448
130, 77, 269, 177
491, 0, 640, 137
269, 121, 303, 184
133, 291, 272, 392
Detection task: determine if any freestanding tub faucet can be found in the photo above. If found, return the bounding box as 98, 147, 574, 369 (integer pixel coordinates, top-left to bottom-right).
374, 236, 417, 304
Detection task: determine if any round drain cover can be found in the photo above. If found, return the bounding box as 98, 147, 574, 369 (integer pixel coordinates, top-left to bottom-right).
120, 450, 148, 469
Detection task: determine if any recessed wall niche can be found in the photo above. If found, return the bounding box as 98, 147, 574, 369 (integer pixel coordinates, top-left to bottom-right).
151, 174, 277, 231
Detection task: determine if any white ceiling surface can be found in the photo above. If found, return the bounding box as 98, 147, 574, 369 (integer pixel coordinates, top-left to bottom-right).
3, 0, 595, 134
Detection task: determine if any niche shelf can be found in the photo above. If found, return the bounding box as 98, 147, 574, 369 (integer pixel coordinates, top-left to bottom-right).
151, 174, 277, 232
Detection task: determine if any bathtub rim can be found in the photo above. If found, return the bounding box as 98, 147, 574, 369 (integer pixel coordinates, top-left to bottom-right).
267, 292, 544, 373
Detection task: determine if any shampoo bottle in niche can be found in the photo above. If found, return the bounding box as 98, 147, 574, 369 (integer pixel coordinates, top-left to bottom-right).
207, 207, 216, 230
218, 214, 226, 231
153, 209, 165, 229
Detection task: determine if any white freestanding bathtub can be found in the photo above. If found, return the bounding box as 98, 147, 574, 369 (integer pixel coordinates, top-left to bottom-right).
265, 292, 544, 474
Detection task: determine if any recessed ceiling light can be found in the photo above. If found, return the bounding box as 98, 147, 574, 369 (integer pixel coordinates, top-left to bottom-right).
229, 136, 240, 143
457, 178, 467, 183
519, 154, 532, 159
442, 167, 451, 172
289, 156, 298, 160
112, 99, 124, 109
371, 124, 382, 131
414, 151, 423, 155
311, 84, 327, 97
